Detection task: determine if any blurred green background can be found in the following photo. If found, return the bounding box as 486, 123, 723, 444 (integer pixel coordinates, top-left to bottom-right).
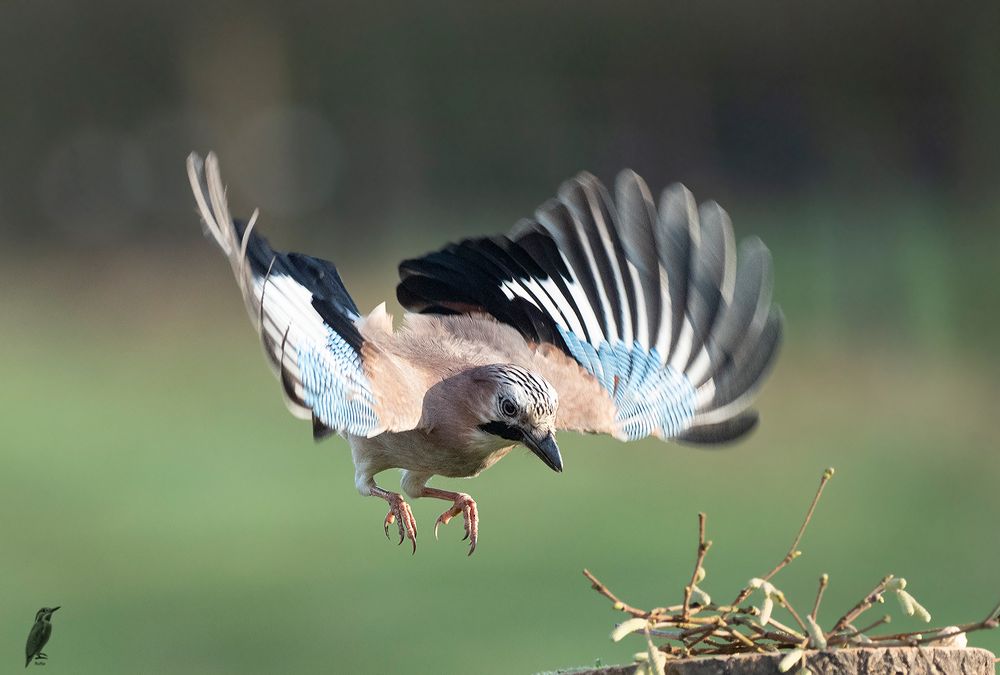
3, 2, 1000, 673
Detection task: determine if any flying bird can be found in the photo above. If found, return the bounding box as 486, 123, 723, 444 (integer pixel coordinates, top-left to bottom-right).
25, 606, 59, 668
188, 153, 781, 555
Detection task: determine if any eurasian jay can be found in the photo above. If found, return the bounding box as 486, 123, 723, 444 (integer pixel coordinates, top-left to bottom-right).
188, 153, 781, 555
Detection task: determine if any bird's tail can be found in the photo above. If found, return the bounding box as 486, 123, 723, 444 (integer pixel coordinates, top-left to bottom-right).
186, 152, 265, 324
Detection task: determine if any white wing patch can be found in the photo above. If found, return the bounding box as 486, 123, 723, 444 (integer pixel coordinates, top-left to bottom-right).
188, 152, 384, 438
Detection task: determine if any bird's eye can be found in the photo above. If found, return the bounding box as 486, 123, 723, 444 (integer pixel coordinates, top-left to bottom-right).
499, 398, 518, 417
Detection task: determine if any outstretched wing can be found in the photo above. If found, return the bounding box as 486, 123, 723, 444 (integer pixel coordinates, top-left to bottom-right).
188, 153, 423, 439
397, 171, 781, 444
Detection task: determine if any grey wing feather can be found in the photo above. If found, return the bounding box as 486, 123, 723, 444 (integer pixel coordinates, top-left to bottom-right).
693, 237, 774, 387
693, 308, 783, 425
614, 171, 662, 348
655, 183, 696, 361
681, 201, 736, 372
677, 410, 759, 445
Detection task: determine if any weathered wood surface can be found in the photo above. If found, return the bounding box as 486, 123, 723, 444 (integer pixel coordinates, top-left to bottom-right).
568, 647, 996, 675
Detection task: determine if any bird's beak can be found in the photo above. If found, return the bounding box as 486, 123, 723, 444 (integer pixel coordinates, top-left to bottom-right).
523, 431, 562, 473
50, 607, 60, 613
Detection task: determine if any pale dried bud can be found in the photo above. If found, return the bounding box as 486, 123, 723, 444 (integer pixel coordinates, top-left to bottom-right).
910, 597, 932, 623
806, 615, 827, 649
760, 596, 775, 626
644, 626, 667, 675
695, 566, 707, 584
690, 584, 711, 607
931, 627, 968, 648
779, 648, 805, 673
897, 589, 915, 615
895, 589, 931, 623
611, 617, 648, 642
886, 577, 906, 592
750, 579, 781, 626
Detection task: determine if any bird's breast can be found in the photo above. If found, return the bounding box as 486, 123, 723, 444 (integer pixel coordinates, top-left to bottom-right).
368, 428, 515, 478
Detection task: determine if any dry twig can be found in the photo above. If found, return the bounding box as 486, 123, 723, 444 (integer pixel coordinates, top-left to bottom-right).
681, 513, 711, 620
583, 467, 1000, 665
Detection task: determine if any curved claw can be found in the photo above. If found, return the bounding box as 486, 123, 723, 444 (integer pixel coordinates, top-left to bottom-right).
434, 509, 455, 541
432, 493, 479, 556
382, 495, 418, 553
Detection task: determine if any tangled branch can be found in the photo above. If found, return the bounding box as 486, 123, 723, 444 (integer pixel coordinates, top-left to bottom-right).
583, 468, 1000, 674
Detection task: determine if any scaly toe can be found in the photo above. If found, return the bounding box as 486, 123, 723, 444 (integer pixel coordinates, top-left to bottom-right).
383, 498, 418, 552
462, 499, 479, 555
398, 499, 418, 553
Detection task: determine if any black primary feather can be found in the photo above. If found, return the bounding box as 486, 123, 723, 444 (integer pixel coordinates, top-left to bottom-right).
683, 201, 736, 371
235, 220, 364, 355
615, 171, 662, 347
693, 238, 773, 387
704, 308, 783, 411
678, 410, 759, 445
559, 175, 630, 341
655, 184, 695, 361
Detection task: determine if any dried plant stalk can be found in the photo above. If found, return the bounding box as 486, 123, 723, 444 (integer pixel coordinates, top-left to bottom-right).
584, 467, 1000, 664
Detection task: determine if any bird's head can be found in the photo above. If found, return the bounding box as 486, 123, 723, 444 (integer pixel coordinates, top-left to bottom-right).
35, 607, 59, 622
473, 364, 562, 472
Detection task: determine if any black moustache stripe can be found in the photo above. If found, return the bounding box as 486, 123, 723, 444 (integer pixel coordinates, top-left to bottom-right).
478, 421, 523, 443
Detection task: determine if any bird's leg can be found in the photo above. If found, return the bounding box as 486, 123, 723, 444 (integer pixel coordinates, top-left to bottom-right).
368, 485, 417, 553
422, 487, 479, 555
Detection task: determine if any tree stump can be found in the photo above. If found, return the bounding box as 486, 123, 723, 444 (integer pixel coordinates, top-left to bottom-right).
570, 647, 996, 675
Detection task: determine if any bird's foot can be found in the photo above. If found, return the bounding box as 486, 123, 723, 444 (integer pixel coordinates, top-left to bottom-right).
382, 494, 417, 553
432, 492, 479, 555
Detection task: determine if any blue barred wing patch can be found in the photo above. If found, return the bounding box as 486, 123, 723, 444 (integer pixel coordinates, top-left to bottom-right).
556, 327, 696, 440
298, 329, 381, 437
